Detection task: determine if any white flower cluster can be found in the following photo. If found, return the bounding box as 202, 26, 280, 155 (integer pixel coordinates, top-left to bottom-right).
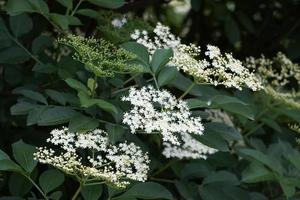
131, 22, 263, 91
162, 132, 217, 159
122, 85, 216, 159
34, 127, 150, 188
131, 22, 181, 54
245, 52, 300, 88
111, 17, 127, 28
122, 85, 204, 144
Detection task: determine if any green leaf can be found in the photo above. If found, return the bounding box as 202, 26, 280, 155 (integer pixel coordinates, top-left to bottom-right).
55, 0, 73, 9
65, 78, 89, 95
113, 182, 174, 200
38, 106, 77, 126
0, 159, 23, 172
0, 149, 10, 160
87, 78, 97, 92
81, 185, 103, 200
86, 0, 125, 9
203, 171, 239, 186
32, 63, 57, 74
211, 95, 247, 105
106, 124, 125, 144
5, 0, 35, 15
157, 67, 178, 87
26, 106, 48, 126
187, 98, 210, 109
76, 9, 99, 19
49, 13, 69, 30
12, 140, 37, 173
204, 122, 242, 141
49, 191, 63, 200
238, 148, 283, 174
121, 42, 150, 67
199, 185, 251, 200
78, 92, 118, 114
16, 89, 48, 105
28, 0, 49, 14
66, 16, 82, 26
277, 108, 300, 123
69, 114, 99, 132
32, 35, 53, 54
150, 48, 173, 74
45, 89, 67, 105
9, 14, 33, 37
10, 102, 35, 115
180, 161, 213, 179
242, 162, 274, 183
0, 46, 30, 64
9, 173, 32, 196
39, 169, 65, 194
279, 177, 297, 198
195, 132, 229, 151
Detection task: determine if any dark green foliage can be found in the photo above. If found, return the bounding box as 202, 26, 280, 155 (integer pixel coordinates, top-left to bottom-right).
0, 0, 300, 199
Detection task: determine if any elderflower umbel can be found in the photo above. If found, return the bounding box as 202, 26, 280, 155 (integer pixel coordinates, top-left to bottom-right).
131, 22, 263, 91
162, 132, 217, 159
245, 52, 300, 88
122, 85, 204, 145
34, 127, 150, 188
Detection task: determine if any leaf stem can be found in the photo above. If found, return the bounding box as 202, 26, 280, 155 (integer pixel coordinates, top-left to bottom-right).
151, 160, 177, 177
71, 0, 84, 16
72, 183, 82, 200
151, 73, 160, 90
178, 82, 195, 100
27, 175, 49, 200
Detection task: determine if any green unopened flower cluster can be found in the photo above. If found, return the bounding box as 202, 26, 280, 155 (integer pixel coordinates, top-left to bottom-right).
245, 52, 300, 88
265, 86, 300, 109
58, 34, 141, 77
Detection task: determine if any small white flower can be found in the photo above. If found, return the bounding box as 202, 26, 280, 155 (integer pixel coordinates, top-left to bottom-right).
132, 22, 263, 91
111, 17, 127, 28
34, 128, 150, 188
122, 85, 204, 145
